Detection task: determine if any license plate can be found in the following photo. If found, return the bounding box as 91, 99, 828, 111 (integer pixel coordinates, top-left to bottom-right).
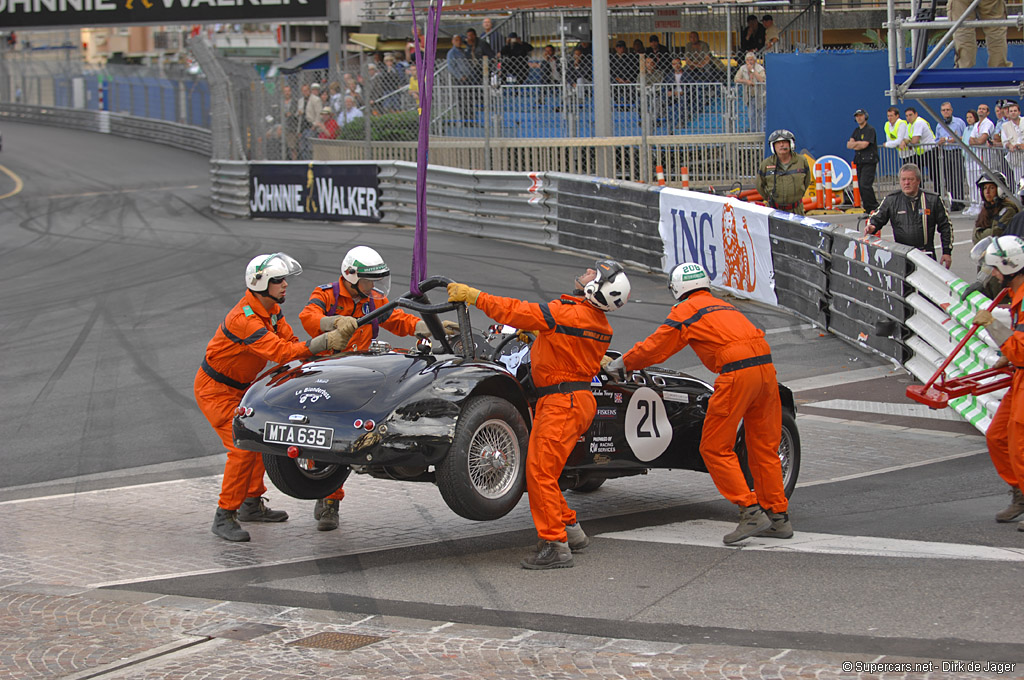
263, 422, 334, 449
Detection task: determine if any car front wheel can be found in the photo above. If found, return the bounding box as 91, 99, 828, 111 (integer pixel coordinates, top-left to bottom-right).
437, 395, 528, 521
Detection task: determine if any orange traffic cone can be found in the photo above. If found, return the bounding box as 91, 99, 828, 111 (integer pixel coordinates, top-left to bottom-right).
813, 162, 824, 209
655, 165, 665, 186
680, 165, 690, 189
824, 162, 834, 210
851, 164, 862, 208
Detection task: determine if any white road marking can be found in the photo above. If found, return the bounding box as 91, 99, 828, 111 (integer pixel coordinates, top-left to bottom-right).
601, 520, 1024, 562
803, 398, 963, 421
783, 365, 901, 393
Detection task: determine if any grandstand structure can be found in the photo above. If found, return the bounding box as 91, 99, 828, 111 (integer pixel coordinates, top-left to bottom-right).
887, 0, 1024, 204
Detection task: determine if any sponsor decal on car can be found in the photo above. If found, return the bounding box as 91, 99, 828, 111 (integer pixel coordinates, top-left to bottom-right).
295, 386, 331, 404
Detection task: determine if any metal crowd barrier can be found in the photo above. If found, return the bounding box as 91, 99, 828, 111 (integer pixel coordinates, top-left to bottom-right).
878, 143, 1024, 213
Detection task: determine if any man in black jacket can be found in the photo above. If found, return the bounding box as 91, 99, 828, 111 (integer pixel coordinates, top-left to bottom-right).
866, 162, 953, 267
847, 108, 879, 212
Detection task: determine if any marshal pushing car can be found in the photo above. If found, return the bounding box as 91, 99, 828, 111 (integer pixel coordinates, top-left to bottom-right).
233, 277, 800, 521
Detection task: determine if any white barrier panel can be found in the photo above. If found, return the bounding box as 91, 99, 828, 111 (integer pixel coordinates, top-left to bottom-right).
658, 189, 777, 306
904, 251, 1008, 431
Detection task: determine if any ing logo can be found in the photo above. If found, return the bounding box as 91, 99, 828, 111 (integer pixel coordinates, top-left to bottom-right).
721, 203, 756, 292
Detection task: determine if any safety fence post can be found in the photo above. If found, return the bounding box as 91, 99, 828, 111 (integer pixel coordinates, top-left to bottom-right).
824, 162, 833, 210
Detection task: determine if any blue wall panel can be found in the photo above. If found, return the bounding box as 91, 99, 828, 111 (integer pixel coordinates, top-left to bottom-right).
765, 46, 1024, 161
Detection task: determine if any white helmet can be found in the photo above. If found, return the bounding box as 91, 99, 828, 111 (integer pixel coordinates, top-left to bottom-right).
245, 252, 302, 292
341, 246, 391, 297
983, 236, 1024, 276
669, 262, 711, 299
584, 260, 631, 311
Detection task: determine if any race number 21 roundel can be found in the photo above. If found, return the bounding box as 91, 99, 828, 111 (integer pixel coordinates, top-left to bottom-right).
624, 387, 672, 462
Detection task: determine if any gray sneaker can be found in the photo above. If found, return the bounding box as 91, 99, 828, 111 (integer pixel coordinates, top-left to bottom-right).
565, 522, 591, 552
237, 496, 288, 522
521, 541, 573, 570
759, 511, 794, 539
723, 504, 772, 545
995, 486, 1024, 523
317, 499, 339, 532
211, 508, 251, 542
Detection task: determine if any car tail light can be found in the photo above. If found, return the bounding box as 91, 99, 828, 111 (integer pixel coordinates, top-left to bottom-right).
363, 419, 375, 431
287, 446, 300, 458
353, 419, 363, 429
234, 406, 253, 417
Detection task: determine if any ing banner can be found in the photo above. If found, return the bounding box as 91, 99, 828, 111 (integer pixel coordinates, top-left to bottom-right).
658, 188, 777, 306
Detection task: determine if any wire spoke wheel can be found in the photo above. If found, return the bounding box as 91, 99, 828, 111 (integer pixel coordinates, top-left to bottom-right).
466, 419, 520, 499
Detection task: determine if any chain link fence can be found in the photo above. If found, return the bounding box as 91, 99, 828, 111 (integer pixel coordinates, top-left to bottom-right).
0, 52, 210, 128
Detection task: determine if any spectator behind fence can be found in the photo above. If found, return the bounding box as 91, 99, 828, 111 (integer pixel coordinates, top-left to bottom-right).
734, 51, 765, 132
500, 32, 533, 84
336, 95, 364, 128
566, 46, 592, 86
685, 32, 711, 61
328, 81, 342, 114
950, 0, 1011, 68
1002, 101, 1024, 183
740, 15, 766, 55
847, 108, 879, 212
936, 101, 967, 210
632, 38, 646, 56
610, 39, 637, 84
665, 57, 688, 129
465, 27, 494, 86
866, 163, 953, 268
963, 108, 985, 215
904, 107, 938, 191
992, 99, 1008, 146
482, 17, 503, 55
315, 107, 339, 139
883, 106, 911, 160
379, 54, 404, 111
647, 35, 672, 72
281, 84, 300, 160
763, 15, 779, 52
343, 73, 362, 106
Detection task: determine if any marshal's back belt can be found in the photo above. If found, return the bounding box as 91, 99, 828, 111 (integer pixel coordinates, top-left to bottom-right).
721, 354, 773, 373
535, 381, 591, 397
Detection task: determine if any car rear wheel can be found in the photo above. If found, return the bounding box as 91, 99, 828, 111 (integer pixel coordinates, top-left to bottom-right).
437, 395, 528, 521
737, 411, 801, 499
262, 453, 351, 500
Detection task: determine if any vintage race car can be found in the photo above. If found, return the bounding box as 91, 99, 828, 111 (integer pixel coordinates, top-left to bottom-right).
234, 277, 800, 521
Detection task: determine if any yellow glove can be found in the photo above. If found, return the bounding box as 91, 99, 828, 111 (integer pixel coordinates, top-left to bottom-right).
517, 329, 537, 343
447, 282, 481, 305
600, 355, 613, 369
442, 320, 460, 335
973, 310, 995, 327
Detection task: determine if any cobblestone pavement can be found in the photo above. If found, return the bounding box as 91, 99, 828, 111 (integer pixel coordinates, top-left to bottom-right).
1, 410, 1009, 679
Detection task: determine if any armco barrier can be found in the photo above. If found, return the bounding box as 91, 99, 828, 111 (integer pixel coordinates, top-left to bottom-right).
210, 160, 250, 218
377, 162, 553, 247
768, 215, 833, 328
547, 173, 663, 271
828, 229, 915, 364
0, 103, 211, 156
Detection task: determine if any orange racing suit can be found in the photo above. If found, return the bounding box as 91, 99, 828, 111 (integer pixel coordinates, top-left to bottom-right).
474, 291, 613, 543
299, 280, 421, 501
984, 283, 1024, 492
620, 290, 786, 512
194, 290, 314, 511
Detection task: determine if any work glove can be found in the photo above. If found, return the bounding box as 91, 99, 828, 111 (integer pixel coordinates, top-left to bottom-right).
307, 328, 350, 354
319, 315, 343, 333
414, 319, 431, 338
973, 310, 995, 327
325, 327, 352, 352
602, 355, 626, 381
517, 329, 537, 343
974, 310, 1013, 346
442, 320, 460, 335
447, 282, 482, 305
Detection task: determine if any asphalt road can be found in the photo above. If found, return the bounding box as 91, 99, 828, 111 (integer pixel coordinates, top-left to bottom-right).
2, 122, 1021, 669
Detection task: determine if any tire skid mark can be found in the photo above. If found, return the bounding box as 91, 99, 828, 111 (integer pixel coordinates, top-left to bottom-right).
23, 303, 101, 412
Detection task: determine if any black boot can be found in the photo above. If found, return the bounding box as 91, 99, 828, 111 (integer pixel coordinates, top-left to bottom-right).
237, 496, 288, 522
521, 540, 573, 570
212, 508, 251, 542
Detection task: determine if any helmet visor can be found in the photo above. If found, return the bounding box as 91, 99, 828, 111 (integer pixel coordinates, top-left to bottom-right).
267, 252, 303, 278
355, 273, 391, 299
970, 237, 993, 264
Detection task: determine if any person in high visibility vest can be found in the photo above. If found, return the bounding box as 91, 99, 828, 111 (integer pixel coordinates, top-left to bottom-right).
904, 107, 938, 192
883, 106, 910, 160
